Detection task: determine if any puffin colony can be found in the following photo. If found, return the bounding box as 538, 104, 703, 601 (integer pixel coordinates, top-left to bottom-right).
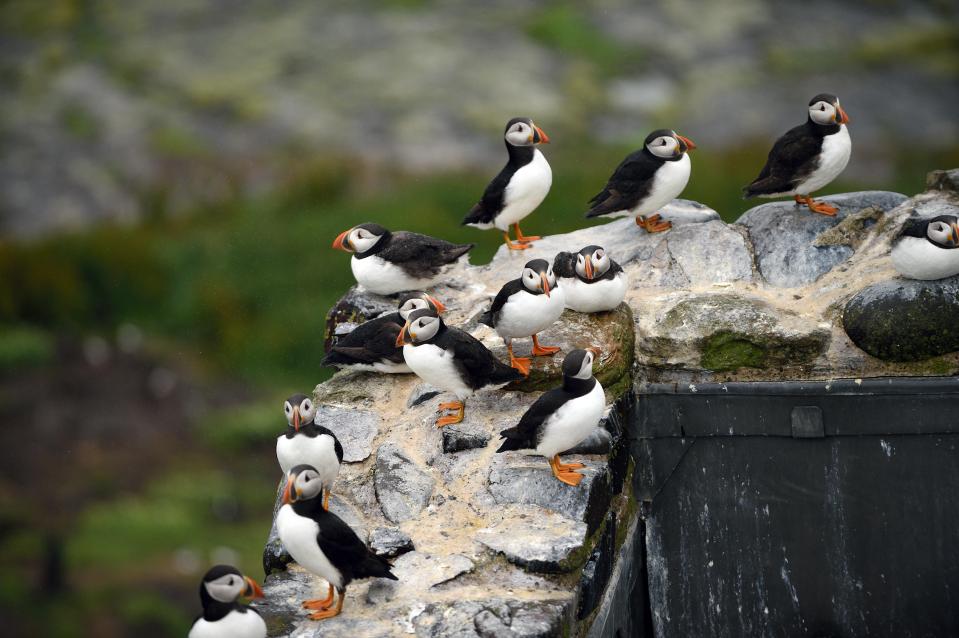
192, 97, 958, 631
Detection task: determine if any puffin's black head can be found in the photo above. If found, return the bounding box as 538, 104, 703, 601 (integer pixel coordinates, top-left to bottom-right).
575, 245, 611, 280
923, 215, 959, 248
199, 564, 263, 607
282, 464, 324, 505
504, 117, 550, 147
396, 307, 444, 346
562, 348, 599, 380
332, 223, 389, 254
283, 393, 315, 432
398, 291, 446, 318
552, 251, 576, 278
808, 93, 849, 126
520, 259, 557, 296
644, 129, 697, 160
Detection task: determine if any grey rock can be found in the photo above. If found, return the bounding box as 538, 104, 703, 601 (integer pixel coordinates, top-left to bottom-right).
315, 404, 379, 462
476, 506, 588, 572
442, 423, 491, 453
389, 551, 474, 592
564, 427, 613, 455
665, 220, 754, 284
374, 443, 435, 523
412, 598, 569, 638
736, 191, 908, 287
407, 383, 441, 408
325, 285, 399, 350
842, 276, 959, 362
369, 526, 415, 559
926, 168, 959, 195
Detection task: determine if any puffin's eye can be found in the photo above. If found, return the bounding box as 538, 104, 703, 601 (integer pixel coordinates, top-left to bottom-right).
660, 139, 667, 146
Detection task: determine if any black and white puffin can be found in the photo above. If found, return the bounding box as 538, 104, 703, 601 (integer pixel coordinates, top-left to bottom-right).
332, 223, 473, 295
552, 246, 628, 313
188, 565, 266, 638
478, 259, 565, 376
585, 129, 697, 233
496, 349, 605, 486
891, 215, 959, 280
276, 394, 343, 511
462, 117, 552, 250
743, 93, 851, 216
276, 464, 397, 621
322, 292, 446, 373
396, 307, 524, 426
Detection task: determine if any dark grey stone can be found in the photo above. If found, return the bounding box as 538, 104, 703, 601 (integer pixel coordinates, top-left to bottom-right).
374, 442, 435, 523
315, 404, 379, 462
576, 512, 617, 619
442, 423, 491, 453
369, 526, 415, 559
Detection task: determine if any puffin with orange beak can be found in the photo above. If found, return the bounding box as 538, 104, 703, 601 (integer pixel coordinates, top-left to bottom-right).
891, 214, 959, 280
188, 564, 266, 638
553, 245, 628, 313
744, 93, 851, 216
463, 117, 553, 250
586, 129, 697, 233
479, 259, 565, 376
322, 291, 445, 373
276, 394, 342, 511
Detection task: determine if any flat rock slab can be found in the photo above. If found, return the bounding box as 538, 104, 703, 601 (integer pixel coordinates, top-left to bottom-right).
375, 442, 435, 523
412, 598, 570, 638
476, 505, 588, 573
316, 404, 379, 462
736, 191, 908, 287
442, 422, 491, 453
369, 527, 415, 559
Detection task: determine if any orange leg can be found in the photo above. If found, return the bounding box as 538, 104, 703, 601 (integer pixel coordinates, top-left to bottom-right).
636, 213, 672, 233
308, 588, 344, 620
549, 455, 584, 486
507, 342, 531, 376
503, 231, 532, 251
531, 334, 560, 357
436, 401, 465, 427
793, 195, 804, 205
801, 195, 838, 216
303, 583, 335, 610
322, 489, 331, 511
513, 223, 540, 244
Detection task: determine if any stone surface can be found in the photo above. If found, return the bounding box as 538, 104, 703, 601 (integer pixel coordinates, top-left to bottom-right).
927, 169, 959, 195
564, 427, 613, 455
843, 276, 959, 362
314, 404, 379, 462
442, 423, 491, 454
325, 286, 399, 349
577, 512, 617, 620
369, 527, 415, 559
412, 598, 570, 638
736, 191, 908, 287
476, 506, 588, 573
374, 442, 435, 523
407, 383, 441, 408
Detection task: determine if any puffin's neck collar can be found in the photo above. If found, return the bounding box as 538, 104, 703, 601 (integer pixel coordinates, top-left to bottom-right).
353, 231, 391, 259
563, 375, 596, 395
505, 142, 535, 167
806, 118, 841, 137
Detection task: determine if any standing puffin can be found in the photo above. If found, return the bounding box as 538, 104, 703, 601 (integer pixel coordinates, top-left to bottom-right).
332, 223, 473, 295
743, 93, 851, 216
276, 393, 343, 511
322, 292, 445, 373
891, 215, 959, 280
188, 565, 266, 638
276, 464, 398, 621
463, 117, 552, 250
397, 308, 524, 426
553, 245, 628, 313
585, 129, 697, 233
496, 349, 605, 486
479, 259, 565, 376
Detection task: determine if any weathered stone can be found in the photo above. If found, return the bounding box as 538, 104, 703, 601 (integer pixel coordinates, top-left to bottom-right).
842, 276, 959, 362
314, 404, 379, 462
664, 220, 754, 284
389, 551, 474, 592
374, 443, 435, 523
736, 191, 908, 287
325, 286, 399, 349
564, 426, 613, 455
576, 512, 617, 619
369, 527, 415, 559
407, 383, 441, 408
476, 506, 588, 573
412, 598, 569, 638
442, 423, 491, 453
926, 168, 959, 195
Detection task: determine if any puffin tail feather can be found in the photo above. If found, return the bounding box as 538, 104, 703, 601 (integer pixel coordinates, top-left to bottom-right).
491, 361, 524, 384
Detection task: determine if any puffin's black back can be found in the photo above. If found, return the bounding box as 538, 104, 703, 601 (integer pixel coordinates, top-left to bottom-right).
463, 122, 537, 226
743, 119, 840, 198
357, 230, 473, 278
429, 324, 524, 388
322, 312, 405, 367
585, 148, 662, 218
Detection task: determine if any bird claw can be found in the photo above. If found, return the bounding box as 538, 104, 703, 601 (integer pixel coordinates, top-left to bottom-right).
308, 608, 342, 621
516, 235, 541, 243
303, 598, 334, 610
510, 356, 531, 376
531, 345, 560, 357
554, 469, 584, 486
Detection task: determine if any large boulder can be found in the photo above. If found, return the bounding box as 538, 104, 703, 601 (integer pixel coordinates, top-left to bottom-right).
374, 442, 435, 523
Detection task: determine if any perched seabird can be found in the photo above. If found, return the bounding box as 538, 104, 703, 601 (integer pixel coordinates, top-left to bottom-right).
276, 464, 397, 621
553, 246, 628, 313
479, 259, 565, 376
276, 393, 343, 511
188, 565, 266, 638
463, 117, 552, 250
496, 349, 605, 486
743, 93, 851, 216
322, 292, 445, 373
891, 214, 959, 280
396, 307, 524, 426
585, 129, 697, 233
332, 223, 473, 295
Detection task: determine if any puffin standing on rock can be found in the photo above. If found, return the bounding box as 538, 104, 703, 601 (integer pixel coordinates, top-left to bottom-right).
332, 223, 473, 295
479, 259, 565, 376
188, 565, 266, 638
397, 307, 524, 426
276, 394, 343, 511
585, 129, 697, 233
743, 93, 851, 216
891, 215, 959, 280
497, 349, 605, 486
463, 117, 552, 250
322, 292, 445, 373
277, 465, 397, 621
553, 246, 628, 313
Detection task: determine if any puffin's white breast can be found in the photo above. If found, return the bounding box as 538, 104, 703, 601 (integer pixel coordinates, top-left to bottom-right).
561, 274, 628, 313
403, 343, 474, 400
634, 154, 691, 216
495, 149, 553, 230
188, 609, 267, 638
276, 504, 344, 589
350, 255, 436, 296
535, 381, 606, 459
891, 236, 959, 280
495, 287, 566, 341
796, 125, 851, 195
276, 433, 340, 487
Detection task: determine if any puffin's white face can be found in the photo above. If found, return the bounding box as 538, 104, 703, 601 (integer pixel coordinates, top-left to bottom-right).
505, 120, 535, 147
408, 313, 441, 343
573, 350, 595, 379
291, 467, 324, 501
284, 396, 315, 428
204, 573, 246, 603
576, 248, 610, 280
399, 296, 431, 320
647, 133, 680, 159
348, 227, 382, 254
521, 266, 556, 293
927, 218, 959, 248
809, 100, 838, 125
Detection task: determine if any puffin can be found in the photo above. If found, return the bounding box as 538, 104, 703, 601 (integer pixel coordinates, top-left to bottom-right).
322, 292, 446, 373
332, 223, 473, 295
188, 565, 266, 638
276, 464, 397, 621
478, 259, 565, 376
462, 117, 552, 250
743, 93, 851, 216
276, 393, 343, 511
552, 245, 628, 313
585, 129, 697, 233
396, 307, 524, 426
891, 214, 959, 280
496, 349, 605, 486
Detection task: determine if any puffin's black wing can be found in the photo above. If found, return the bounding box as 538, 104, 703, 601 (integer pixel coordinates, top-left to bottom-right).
478, 279, 524, 327
743, 123, 822, 197
378, 232, 473, 276
323, 314, 405, 367
497, 387, 571, 452
896, 217, 931, 240
585, 150, 660, 218
316, 513, 396, 583
463, 167, 512, 226
552, 251, 576, 279
443, 328, 524, 388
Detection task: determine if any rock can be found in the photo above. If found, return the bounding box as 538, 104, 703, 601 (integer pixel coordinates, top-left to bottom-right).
475, 506, 589, 573
442, 423, 491, 453
736, 191, 908, 287
408, 383, 441, 408
412, 598, 569, 638
315, 404, 379, 462
374, 443, 435, 523
576, 512, 617, 619
663, 220, 754, 284
842, 276, 959, 362
926, 168, 959, 195
325, 285, 398, 349
369, 527, 415, 559
564, 427, 613, 455
388, 551, 474, 592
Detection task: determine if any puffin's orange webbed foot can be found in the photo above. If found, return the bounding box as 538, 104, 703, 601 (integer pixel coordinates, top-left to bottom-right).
531, 334, 560, 357
303, 585, 335, 610
435, 402, 464, 427
550, 455, 585, 486
503, 232, 533, 250
640, 213, 672, 233
803, 196, 838, 216
507, 343, 531, 376
513, 223, 540, 244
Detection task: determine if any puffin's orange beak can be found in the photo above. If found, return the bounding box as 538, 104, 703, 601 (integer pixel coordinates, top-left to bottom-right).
243, 576, 264, 599
541, 273, 551, 298
292, 407, 300, 432
332, 229, 352, 252
676, 134, 697, 151
835, 105, 850, 124
584, 256, 594, 280
395, 321, 409, 347
281, 474, 294, 505
426, 295, 446, 313
950, 222, 959, 246
588, 347, 601, 357
532, 125, 549, 145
